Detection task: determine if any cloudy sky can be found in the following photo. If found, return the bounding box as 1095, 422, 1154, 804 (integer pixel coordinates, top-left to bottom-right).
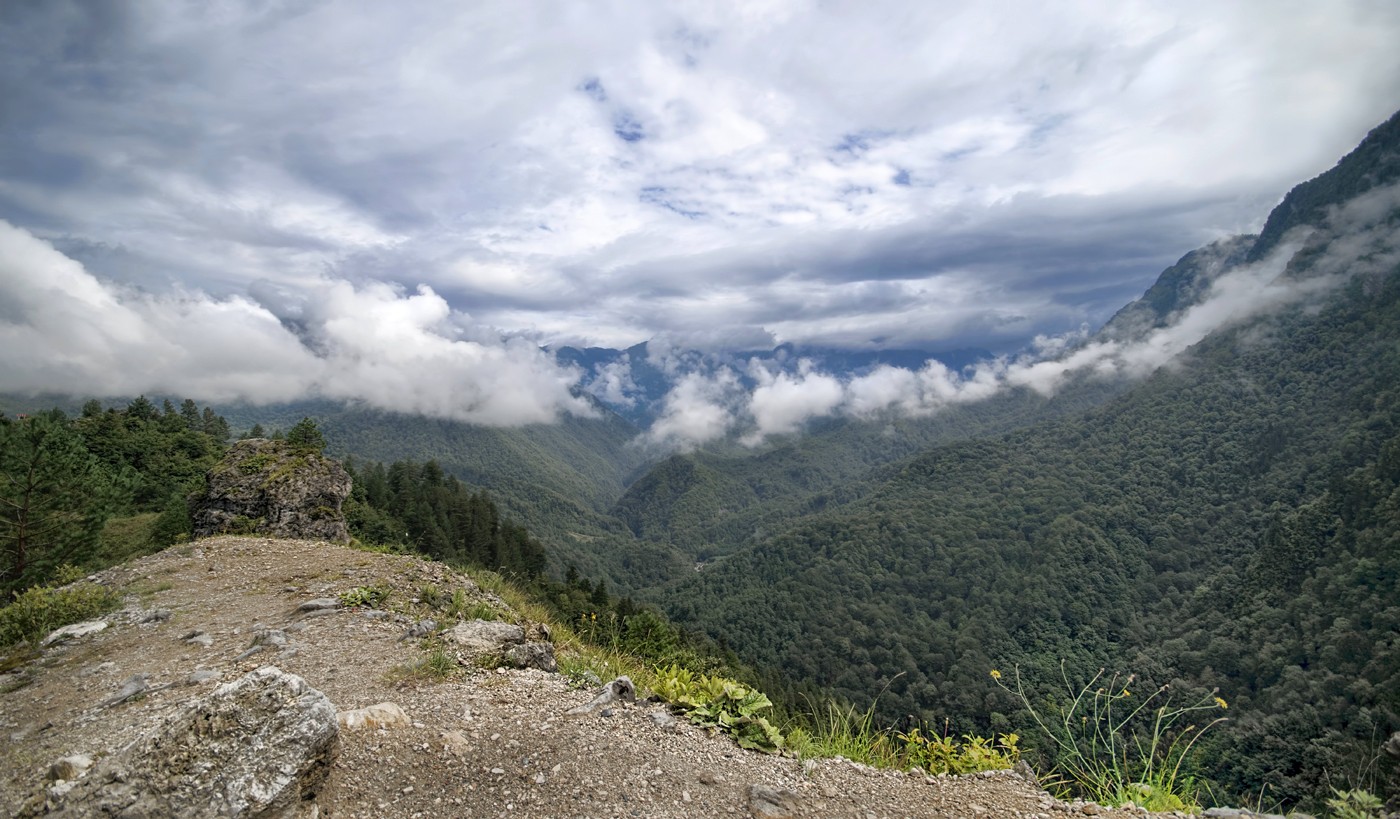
2, 0, 1399, 428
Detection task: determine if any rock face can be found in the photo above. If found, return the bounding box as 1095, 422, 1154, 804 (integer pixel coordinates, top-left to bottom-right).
193, 439, 351, 542
36, 666, 338, 818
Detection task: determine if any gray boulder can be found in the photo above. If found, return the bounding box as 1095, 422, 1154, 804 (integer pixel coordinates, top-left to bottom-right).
502, 641, 557, 672
444, 619, 525, 653
35, 666, 338, 818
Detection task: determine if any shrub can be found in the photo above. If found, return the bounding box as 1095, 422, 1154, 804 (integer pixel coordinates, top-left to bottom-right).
0, 580, 120, 649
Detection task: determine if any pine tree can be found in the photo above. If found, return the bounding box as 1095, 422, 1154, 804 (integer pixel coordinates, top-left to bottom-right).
180, 399, 201, 430
0, 414, 116, 593
286, 417, 326, 454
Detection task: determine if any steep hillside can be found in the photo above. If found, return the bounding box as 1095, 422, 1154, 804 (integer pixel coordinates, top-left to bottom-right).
645, 121, 1400, 810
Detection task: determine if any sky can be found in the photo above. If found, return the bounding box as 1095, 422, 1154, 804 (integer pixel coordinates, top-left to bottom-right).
2, 0, 1399, 433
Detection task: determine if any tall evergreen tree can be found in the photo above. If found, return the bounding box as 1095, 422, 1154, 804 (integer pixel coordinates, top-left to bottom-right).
0, 414, 116, 593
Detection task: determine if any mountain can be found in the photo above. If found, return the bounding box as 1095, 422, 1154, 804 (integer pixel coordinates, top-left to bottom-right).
611, 110, 1400, 810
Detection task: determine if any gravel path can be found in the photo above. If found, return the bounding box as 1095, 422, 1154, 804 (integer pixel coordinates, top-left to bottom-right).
0, 537, 1166, 818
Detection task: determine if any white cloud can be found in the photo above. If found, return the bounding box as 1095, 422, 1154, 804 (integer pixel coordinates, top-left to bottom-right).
2, 0, 1397, 361
0, 220, 591, 425
637, 179, 1400, 450
642, 368, 745, 452
744, 361, 845, 444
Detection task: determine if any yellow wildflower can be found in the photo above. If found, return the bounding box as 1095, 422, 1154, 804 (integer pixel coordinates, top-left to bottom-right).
990, 670, 1002, 680
1122, 688, 1131, 697
1214, 696, 1228, 710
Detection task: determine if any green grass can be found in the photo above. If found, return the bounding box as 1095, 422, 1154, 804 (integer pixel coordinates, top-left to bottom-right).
993, 663, 1227, 811
387, 645, 460, 683
782, 693, 1018, 775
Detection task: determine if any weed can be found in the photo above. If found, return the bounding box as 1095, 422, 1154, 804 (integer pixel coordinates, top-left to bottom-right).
1326, 788, 1384, 819
651, 663, 784, 753
417, 583, 446, 609
992, 663, 1227, 811
387, 646, 460, 683
780, 692, 1018, 775
338, 585, 390, 609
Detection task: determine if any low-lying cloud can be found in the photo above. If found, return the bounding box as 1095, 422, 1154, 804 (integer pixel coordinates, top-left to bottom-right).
0, 220, 592, 426
638, 180, 1400, 452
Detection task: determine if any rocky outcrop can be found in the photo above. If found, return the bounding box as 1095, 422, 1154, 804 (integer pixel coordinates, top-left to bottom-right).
192, 439, 351, 543
32, 666, 338, 818
444, 619, 557, 672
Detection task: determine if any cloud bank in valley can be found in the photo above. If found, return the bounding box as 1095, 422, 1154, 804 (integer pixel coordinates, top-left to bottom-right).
638, 181, 1400, 451
0, 221, 591, 426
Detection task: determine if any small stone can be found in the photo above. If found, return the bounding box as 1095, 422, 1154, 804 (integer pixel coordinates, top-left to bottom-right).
298, 598, 341, 612
749, 783, 801, 819
401, 620, 438, 640
101, 673, 150, 708
337, 703, 411, 731
41, 620, 107, 647
183, 631, 214, 647
649, 710, 677, 728
440, 730, 471, 756
1082, 805, 1100, 816
47, 754, 93, 782
502, 641, 557, 672
185, 669, 220, 685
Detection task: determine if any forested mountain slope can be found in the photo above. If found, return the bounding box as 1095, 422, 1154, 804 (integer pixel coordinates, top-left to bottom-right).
644, 112, 1400, 809
612, 380, 1128, 558
215, 399, 689, 584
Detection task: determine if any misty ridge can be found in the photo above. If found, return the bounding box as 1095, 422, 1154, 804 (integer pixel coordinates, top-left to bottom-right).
2, 178, 1397, 450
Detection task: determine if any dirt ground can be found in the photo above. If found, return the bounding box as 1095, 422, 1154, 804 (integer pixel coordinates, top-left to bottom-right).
0, 537, 1171, 818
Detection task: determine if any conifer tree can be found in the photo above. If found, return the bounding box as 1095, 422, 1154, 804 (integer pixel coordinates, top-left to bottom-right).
0, 414, 116, 593
286, 417, 326, 454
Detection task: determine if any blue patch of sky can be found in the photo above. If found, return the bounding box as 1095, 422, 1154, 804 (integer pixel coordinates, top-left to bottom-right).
1026, 113, 1069, 148
940, 145, 978, 162
668, 25, 711, 68
639, 186, 705, 219
614, 112, 646, 143
578, 77, 607, 102
892, 169, 912, 186
832, 129, 892, 158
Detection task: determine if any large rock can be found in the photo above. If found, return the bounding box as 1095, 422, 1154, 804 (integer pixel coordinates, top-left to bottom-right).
444, 619, 525, 653
35, 666, 338, 818
192, 439, 351, 542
